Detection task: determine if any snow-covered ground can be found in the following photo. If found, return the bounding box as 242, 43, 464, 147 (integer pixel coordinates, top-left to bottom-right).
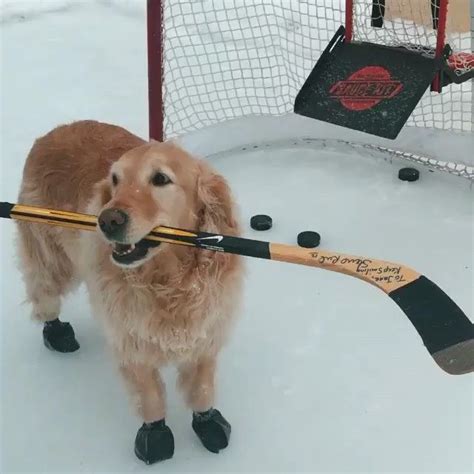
1, 2, 473, 473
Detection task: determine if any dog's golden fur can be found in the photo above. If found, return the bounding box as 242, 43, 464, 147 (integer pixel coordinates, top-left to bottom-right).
16, 120, 243, 421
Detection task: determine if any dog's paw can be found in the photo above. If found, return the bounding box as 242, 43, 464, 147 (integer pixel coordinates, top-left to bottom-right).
43, 319, 80, 353
192, 408, 231, 453
134, 419, 175, 465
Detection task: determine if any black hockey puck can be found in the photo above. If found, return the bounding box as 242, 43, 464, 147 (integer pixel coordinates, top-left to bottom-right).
297, 231, 321, 248
398, 167, 419, 182
250, 214, 272, 231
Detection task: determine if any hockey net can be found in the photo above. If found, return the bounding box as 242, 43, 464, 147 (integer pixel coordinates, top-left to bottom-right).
149, 0, 473, 175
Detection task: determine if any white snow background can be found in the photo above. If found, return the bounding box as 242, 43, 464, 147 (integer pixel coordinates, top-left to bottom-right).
0, 1, 473, 473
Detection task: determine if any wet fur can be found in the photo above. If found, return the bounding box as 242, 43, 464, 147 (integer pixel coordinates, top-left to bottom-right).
16, 120, 243, 421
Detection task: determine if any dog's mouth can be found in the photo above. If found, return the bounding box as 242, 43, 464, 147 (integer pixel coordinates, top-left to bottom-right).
111, 239, 161, 266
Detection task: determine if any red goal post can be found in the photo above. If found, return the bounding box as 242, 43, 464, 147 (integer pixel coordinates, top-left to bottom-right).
147, 0, 472, 142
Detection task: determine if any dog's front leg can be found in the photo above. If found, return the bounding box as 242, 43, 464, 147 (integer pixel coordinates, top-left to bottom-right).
178, 357, 232, 454
119, 363, 174, 465
178, 357, 216, 412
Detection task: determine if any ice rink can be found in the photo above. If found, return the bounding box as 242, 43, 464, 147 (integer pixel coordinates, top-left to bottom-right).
1, 2, 472, 473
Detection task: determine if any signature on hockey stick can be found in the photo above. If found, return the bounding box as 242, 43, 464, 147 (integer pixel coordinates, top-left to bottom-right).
310, 252, 407, 284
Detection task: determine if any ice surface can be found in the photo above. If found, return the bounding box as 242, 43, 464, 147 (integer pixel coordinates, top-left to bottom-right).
1, 2, 473, 473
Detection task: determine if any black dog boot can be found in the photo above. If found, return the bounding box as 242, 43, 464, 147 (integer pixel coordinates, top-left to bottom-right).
43, 319, 80, 353
192, 408, 231, 453
134, 419, 175, 465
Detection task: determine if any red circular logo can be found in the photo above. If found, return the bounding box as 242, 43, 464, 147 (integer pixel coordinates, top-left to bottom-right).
329, 66, 403, 111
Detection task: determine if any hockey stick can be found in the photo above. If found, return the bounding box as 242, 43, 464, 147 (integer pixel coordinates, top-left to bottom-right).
1, 201, 472, 375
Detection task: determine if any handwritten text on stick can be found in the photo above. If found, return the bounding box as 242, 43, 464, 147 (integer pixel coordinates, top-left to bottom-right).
310, 252, 407, 284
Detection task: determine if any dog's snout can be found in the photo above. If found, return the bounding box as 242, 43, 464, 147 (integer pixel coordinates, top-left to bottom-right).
98, 208, 129, 240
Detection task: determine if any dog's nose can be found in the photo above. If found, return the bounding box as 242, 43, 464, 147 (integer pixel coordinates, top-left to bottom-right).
98, 208, 129, 240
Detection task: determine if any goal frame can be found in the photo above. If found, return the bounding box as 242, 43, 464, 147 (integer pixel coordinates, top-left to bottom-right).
147, 0, 164, 142
147, 0, 470, 142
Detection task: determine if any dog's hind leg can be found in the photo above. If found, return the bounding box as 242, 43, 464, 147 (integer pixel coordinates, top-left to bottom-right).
16, 222, 80, 353
178, 356, 231, 454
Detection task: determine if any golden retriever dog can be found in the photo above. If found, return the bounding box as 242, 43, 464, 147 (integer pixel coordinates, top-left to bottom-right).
16, 120, 243, 464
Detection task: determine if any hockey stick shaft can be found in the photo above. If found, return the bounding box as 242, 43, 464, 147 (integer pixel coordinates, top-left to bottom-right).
0, 202, 418, 291
1, 202, 473, 375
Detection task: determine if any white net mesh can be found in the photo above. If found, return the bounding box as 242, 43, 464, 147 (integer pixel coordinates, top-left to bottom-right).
160, 0, 472, 137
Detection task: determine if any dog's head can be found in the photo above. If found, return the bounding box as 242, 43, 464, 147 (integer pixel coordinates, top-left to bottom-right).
93, 141, 237, 268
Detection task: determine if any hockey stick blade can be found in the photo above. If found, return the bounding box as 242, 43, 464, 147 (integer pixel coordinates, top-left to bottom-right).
389, 276, 474, 375
269, 243, 473, 375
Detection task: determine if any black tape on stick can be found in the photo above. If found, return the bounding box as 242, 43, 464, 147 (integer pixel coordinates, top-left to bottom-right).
0, 202, 14, 219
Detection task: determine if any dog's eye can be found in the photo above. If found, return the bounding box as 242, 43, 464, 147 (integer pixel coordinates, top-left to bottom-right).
112, 173, 119, 186
151, 172, 171, 187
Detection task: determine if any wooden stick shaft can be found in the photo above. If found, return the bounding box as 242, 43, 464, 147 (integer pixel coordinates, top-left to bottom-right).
270, 243, 419, 293
10, 203, 195, 244
1, 202, 420, 294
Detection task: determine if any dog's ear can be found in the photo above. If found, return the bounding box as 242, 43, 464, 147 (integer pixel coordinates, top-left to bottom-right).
196, 162, 239, 236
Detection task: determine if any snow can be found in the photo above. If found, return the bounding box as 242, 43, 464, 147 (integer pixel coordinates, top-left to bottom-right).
0, 0, 144, 23
1, 2, 473, 473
